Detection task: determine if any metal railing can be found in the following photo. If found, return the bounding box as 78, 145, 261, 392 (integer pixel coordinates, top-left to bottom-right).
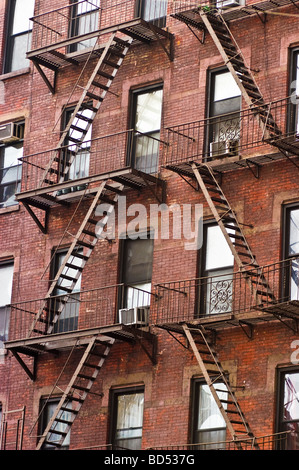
146, 431, 294, 450
30, 0, 169, 53
163, 96, 298, 167
7, 284, 155, 341
6, 257, 299, 342
154, 257, 299, 325
19, 129, 165, 193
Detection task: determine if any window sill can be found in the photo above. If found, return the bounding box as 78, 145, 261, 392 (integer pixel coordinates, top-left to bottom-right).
0, 204, 20, 215
0, 67, 31, 81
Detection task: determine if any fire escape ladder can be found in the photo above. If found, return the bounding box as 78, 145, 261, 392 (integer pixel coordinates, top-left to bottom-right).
191, 162, 275, 305
198, 11, 281, 140
40, 32, 133, 189
35, 336, 115, 450
27, 181, 124, 338
182, 323, 259, 449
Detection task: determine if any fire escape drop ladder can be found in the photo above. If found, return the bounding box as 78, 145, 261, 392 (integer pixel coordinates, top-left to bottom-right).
182, 323, 259, 449
35, 335, 115, 450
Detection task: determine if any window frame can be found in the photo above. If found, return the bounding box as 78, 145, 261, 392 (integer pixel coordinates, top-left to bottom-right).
275, 366, 299, 450
49, 247, 83, 333
59, 105, 92, 193
0, 121, 24, 209
197, 221, 234, 316
4, 0, 34, 74
68, 0, 100, 53
128, 83, 163, 174
109, 385, 145, 450
119, 234, 154, 310
281, 203, 299, 302
38, 397, 71, 450
288, 47, 299, 135
0, 259, 14, 344
205, 67, 241, 160
135, 0, 168, 28
190, 377, 228, 450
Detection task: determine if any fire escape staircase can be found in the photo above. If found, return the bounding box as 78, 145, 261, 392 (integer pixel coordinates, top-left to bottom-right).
174, 9, 284, 146
182, 323, 259, 449
27, 180, 122, 338
21, 32, 133, 232
35, 336, 115, 450
41, 32, 132, 191
191, 163, 275, 307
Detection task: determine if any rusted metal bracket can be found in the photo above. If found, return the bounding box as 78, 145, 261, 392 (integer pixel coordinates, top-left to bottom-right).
130, 328, 158, 365
238, 320, 254, 339
186, 23, 206, 44
146, 23, 174, 61
245, 159, 260, 179
33, 60, 56, 94
11, 350, 37, 381
22, 202, 48, 234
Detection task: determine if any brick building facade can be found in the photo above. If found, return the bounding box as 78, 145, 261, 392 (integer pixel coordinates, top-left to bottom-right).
0, 0, 299, 451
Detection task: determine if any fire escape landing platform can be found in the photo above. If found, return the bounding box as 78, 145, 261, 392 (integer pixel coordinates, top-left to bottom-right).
27, 18, 174, 76
172, 0, 299, 30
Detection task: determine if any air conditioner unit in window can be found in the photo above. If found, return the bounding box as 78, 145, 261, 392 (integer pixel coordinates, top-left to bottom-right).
210, 140, 239, 158
216, 0, 241, 8
0, 122, 24, 143
118, 306, 149, 326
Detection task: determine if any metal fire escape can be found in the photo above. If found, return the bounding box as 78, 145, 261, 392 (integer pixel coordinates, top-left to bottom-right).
5, 3, 173, 450
159, 4, 292, 448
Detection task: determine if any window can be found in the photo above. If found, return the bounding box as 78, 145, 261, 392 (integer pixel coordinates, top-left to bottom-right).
276, 368, 299, 450
4, 0, 35, 73
110, 387, 144, 450
135, 0, 168, 27
199, 223, 234, 315
283, 204, 299, 301
59, 106, 92, 194
39, 398, 71, 450
130, 85, 163, 174
191, 379, 228, 450
69, 0, 100, 53
50, 249, 83, 333
0, 261, 14, 345
0, 128, 23, 208
207, 68, 241, 159
120, 237, 153, 310
289, 48, 299, 134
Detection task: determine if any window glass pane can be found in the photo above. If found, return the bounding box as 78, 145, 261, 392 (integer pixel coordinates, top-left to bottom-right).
123, 238, 153, 284
12, 0, 34, 35
77, 0, 100, 15
135, 89, 163, 134
0, 306, 10, 343
289, 208, 299, 256
127, 282, 151, 308
56, 250, 83, 294
0, 263, 14, 307
10, 32, 32, 71
115, 392, 144, 449
214, 72, 241, 102
205, 225, 234, 271
1, 143, 23, 169
283, 373, 299, 421
43, 400, 71, 448
198, 383, 227, 430
290, 259, 299, 301
134, 132, 159, 173
142, 0, 168, 21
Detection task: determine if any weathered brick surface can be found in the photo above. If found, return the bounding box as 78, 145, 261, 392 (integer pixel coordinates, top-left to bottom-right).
0, 0, 299, 450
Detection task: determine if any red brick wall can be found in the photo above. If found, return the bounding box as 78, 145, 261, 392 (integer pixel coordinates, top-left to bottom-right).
0, 0, 299, 450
